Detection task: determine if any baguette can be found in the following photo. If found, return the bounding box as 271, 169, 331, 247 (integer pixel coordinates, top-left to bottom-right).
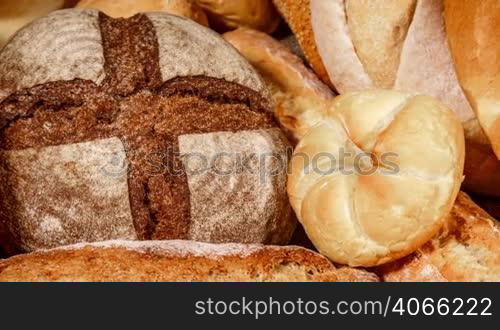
273, 0, 473, 123
0, 240, 379, 282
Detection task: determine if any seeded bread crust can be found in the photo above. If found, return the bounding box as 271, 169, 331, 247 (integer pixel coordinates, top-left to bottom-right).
0, 9, 294, 253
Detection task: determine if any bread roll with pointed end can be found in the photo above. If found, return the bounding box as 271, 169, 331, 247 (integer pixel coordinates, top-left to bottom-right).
272, 0, 331, 88
379, 192, 500, 282
444, 0, 500, 159
223, 28, 333, 142
192, 0, 279, 33
76, 0, 209, 26
273, 0, 474, 123
0, 0, 66, 48
288, 90, 465, 267
463, 119, 500, 197
0, 240, 379, 282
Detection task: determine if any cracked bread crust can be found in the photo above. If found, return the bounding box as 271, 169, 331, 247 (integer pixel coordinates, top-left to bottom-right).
0, 9, 293, 253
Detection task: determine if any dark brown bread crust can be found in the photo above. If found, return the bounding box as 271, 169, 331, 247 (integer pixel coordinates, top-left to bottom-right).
99, 13, 162, 94
0, 10, 293, 252
0, 240, 380, 282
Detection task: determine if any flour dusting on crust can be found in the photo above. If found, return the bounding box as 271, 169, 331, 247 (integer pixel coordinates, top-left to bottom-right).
56, 240, 298, 259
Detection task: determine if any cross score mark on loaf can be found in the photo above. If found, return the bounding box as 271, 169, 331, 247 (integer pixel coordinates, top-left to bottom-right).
288, 91, 465, 267
0, 10, 293, 252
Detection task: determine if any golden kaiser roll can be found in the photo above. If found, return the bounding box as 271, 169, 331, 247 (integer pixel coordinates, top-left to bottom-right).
288, 90, 465, 267
444, 0, 500, 159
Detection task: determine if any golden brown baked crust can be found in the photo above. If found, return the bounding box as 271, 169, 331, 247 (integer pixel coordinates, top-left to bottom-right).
380, 192, 500, 282
272, 0, 332, 89
223, 28, 333, 143
444, 0, 500, 159
76, 0, 209, 26
0, 240, 379, 282
288, 91, 465, 267
193, 0, 280, 33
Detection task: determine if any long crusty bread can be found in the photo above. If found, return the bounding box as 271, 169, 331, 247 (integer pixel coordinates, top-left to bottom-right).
273, 0, 473, 122
444, 0, 500, 159
272, 0, 332, 88
0, 240, 379, 282
223, 28, 334, 143
379, 192, 500, 282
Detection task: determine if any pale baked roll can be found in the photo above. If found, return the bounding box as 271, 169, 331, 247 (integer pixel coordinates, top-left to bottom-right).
288, 90, 465, 267
379, 192, 500, 282
76, 0, 209, 26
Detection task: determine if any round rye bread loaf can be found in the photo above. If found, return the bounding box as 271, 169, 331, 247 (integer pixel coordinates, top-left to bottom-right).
0, 9, 294, 253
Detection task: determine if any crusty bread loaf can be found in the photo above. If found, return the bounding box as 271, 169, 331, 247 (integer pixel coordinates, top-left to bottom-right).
273, 0, 474, 123
0, 9, 294, 253
379, 192, 500, 282
192, 0, 280, 33
0, 240, 379, 282
76, 0, 209, 26
288, 90, 465, 267
444, 0, 500, 159
223, 28, 334, 143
